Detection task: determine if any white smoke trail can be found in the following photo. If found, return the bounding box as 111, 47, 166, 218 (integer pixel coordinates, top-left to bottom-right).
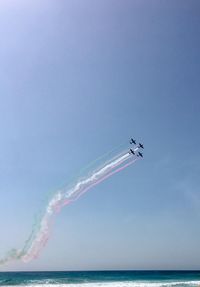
0, 146, 140, 265
21, 151, 139, 262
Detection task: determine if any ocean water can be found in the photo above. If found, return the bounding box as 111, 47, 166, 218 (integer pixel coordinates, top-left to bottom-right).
0, 271, 200, 287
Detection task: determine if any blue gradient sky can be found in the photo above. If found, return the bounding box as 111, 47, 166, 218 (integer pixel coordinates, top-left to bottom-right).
0, 0, 200, 271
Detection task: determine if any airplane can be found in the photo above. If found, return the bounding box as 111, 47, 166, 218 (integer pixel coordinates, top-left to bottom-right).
129, 148, 135, 155
137, 152, 143, 158
138, 143, 144, 149
130, 138, 136, 145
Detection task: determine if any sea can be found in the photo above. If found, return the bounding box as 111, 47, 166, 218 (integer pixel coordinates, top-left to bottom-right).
0, 271, 200, 287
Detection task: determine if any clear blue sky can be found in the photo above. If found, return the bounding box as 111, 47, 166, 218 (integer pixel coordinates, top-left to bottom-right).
0, 0, 200, 271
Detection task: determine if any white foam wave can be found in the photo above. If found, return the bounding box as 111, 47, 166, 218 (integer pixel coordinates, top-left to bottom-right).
1, 281, 200, 287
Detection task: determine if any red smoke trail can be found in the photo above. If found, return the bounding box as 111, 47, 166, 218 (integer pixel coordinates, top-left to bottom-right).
25, 158, 137, 261
0, 145, 141, 265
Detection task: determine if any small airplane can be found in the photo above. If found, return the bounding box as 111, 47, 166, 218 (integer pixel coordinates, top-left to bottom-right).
130, 138, 136, 145
137, 152, 143, 158
138, 143, 144, 149
129, 148, 135, 155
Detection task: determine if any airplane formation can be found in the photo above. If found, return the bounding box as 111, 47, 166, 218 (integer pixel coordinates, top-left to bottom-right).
129, 138, 144, 158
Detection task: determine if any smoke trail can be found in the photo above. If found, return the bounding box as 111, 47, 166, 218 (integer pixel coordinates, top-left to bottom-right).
48, 142, 128, 203
68, 158, 138, 203
23, 158, 138, 263
0, 146, 140, 265
21, 151, 133, 262
71, 141, 128, 180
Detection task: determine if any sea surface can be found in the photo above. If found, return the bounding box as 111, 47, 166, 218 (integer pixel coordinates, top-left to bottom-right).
0, 271, 200, 287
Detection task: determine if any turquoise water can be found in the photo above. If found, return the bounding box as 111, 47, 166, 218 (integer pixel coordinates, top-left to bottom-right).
0, 271, 200, 287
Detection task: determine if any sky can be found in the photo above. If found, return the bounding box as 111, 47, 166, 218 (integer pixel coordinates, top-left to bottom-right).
0, 0, 200, 271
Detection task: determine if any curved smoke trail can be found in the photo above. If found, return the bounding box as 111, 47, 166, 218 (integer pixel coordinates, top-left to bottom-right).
0, 146, 140, 265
